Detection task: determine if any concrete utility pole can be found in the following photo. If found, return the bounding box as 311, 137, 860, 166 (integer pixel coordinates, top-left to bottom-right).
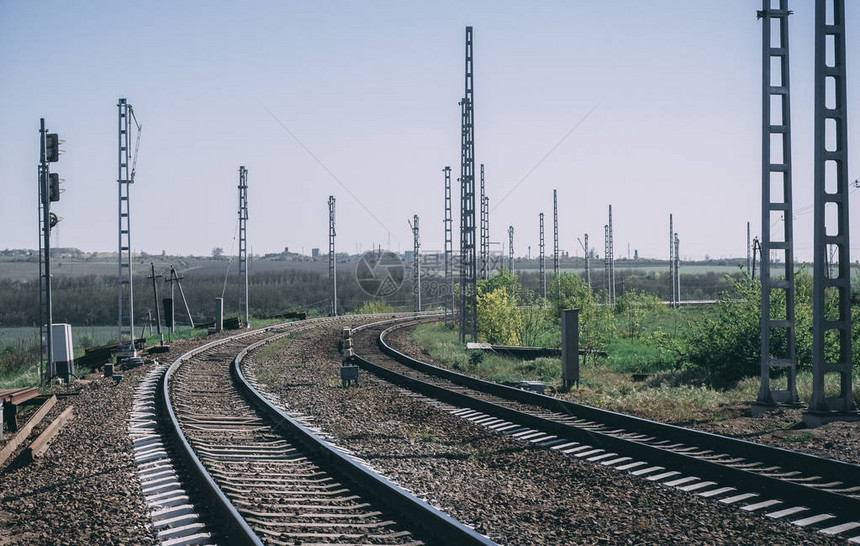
238, 166, 249, 328
755, 1, 799, 410
747, 221, 752, 277
164, 266, 194, 332
805, 0, 855, 425
458, 26, 477, 344
410, 215, 421, 312
328, 195, 337, 317
147, 263, 163, 345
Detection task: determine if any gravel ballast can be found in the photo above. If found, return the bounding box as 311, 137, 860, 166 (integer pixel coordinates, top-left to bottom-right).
0, 367, 156, 546
247, 322, 845, 545
0, 334, 234, 545
1, 318, 853, 545
385, 325, 860, 466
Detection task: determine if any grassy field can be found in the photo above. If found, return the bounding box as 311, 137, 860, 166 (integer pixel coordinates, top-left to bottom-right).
409, 321, 860, 423
0, 325, 119, 348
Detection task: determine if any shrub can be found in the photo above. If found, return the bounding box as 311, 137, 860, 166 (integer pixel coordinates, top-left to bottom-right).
476, 289, 521, 345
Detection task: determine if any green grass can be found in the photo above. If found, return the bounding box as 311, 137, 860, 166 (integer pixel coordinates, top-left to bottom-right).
410, 323, 560, 383
409, 321, 757, 423
604, 338, 667, 374
410, 321, 860, 423
0, 363, 41, 389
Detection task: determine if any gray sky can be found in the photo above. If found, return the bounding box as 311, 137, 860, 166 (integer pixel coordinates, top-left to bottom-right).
2, 1, 859, 261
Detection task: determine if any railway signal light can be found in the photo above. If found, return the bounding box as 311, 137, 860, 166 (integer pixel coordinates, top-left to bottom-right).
45, 133, 61, 162
49, 173, 62, 202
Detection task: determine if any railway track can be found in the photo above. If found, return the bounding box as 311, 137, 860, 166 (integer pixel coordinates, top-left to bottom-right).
351, 317, 860, 542
134, 316, 493, 545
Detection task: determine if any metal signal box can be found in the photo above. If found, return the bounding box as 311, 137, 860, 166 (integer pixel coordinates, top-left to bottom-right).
51, 323, 74, 382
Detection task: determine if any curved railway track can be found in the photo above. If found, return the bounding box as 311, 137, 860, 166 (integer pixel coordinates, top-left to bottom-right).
137, 316, 493, 545
350, 317, 860, 542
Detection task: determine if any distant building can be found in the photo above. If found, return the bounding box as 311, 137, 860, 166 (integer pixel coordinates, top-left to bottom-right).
311, 248, 320, 259
634, 249, 639, 260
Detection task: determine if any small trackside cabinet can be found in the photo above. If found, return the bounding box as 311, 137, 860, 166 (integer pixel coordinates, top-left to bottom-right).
51, 323, 74, 382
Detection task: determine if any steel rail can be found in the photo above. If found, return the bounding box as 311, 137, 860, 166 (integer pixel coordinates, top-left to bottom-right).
232, 327, 495, 546
160, 313, 493, 546
160, 322, 297, 546
350, 318, 860, 525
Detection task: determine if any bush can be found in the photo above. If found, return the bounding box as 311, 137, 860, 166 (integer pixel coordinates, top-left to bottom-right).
685, 276, 761, 386
356, 300, 393, 315
614, 289, 663, 338
476, 289, 521, 345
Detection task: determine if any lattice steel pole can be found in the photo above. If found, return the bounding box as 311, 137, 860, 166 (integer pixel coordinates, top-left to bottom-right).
553, 189, 559, 279
412, 215, 421, 312
508, 225, 514, 274
584, 233, 591, 291
238, 166, 249, 328
328, 195, 337, 317
604, 224, 610, 303
669, 214, 675, 307
38, 119, 55, 381
444, 166, 453, 319
483, 195, 489, 280
539, 213, 546, 299
117, 98, 137, 359
805, 0, 856, 424
756, 1, 799, 408
608, 205, 615, 305
480, 164, 488, 280
674, 233, 680, 307
458, 26, 477, 344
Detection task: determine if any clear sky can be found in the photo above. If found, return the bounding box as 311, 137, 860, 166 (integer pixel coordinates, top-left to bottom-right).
1, 1, 859, 262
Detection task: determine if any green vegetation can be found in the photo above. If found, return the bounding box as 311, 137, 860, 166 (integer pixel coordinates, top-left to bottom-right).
411, 323, 558, 383
355, 301, 394, 315
411, 265, 860, 421
469, 267, 860, 386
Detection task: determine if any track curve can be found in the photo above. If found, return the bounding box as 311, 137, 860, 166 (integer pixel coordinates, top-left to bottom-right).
155, 316, 494, 545
350, 317, 860, 541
